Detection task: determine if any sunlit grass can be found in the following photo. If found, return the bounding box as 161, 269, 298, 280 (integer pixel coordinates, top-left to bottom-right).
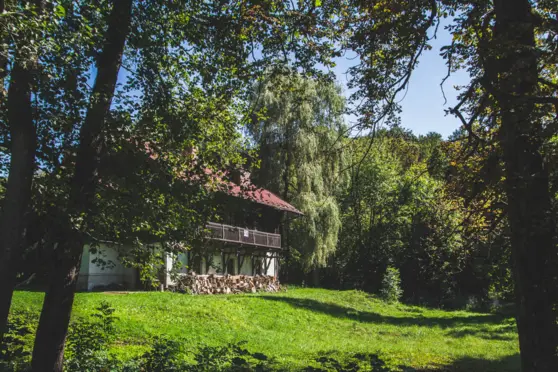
12, 288, 519, 370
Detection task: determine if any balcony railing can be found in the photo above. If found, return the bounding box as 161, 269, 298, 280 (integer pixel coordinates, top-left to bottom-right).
206, 222, 281, 249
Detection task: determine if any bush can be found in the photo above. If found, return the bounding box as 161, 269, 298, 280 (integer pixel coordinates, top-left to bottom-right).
130, 339, 276, 372
64, 301, 119, 372
380, 267, 403, 303
189, 341, 275, 371
135, 337, 186, 372
305, 352, 391, 372
0, 310, 36, 372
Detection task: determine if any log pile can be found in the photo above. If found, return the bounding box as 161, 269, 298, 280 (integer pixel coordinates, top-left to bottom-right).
171, 274, 282, 295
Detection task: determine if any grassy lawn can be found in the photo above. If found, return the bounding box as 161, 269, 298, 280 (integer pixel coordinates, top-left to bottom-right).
11, 288, 519, 371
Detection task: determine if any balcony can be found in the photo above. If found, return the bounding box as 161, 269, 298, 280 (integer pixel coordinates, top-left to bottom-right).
206, 221, 281, 249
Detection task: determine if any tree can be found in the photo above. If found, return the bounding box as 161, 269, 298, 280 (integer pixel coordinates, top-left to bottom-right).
248, 72, 348, 280
332, 132, 467, 302
30, 1, 133, 369
344, 0, 558, 368
0, 0, 45, 345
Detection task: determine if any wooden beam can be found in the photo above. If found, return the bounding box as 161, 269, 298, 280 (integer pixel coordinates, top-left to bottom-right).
238, 251, 245, 274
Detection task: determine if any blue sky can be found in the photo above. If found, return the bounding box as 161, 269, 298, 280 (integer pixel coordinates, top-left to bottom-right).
111, 19, 469, 139
330, 19, 470, 139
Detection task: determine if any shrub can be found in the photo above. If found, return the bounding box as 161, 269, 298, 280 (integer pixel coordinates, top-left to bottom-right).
64, 301, 119, 372
136, 337, 186, 372
132, 339, 275, 371
189, 341, 274, 371
0, 310, 36, 372
305, 352, 391, 372
380, 267, 403, 303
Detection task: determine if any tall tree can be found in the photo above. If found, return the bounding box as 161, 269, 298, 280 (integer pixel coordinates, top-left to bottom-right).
0, 0, 44, 344
344, 0, 558, 368
490, 1, 557, 369
31, 1, 133, 369
248, 72, 348, 278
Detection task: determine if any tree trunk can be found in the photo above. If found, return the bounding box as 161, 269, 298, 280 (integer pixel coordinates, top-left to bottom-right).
0, 62, 37, 344
30, 235, 83, 371
311, 268, 320, 287
492, 1, 558, 370
31, 1, 133, 370
0, 0, 44, 342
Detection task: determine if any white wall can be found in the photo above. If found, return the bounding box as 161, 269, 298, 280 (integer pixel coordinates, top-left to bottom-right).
78, 244, 136, 291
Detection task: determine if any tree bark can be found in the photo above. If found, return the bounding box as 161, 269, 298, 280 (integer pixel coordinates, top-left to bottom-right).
0, 0, 44, 343
492, 1, 558, 370
0, 62, 37, 345
31, 1, 133, 370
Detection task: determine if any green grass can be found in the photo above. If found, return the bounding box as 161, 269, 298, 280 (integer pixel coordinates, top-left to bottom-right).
11, 288, 519, 371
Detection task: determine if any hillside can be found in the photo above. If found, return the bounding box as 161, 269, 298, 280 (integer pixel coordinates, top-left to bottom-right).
11, 288, 519, 371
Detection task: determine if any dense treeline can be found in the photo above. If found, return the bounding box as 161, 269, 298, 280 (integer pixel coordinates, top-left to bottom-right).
328, 129, 512, 308
250, 95, 514, 308
246, 73, 513, 308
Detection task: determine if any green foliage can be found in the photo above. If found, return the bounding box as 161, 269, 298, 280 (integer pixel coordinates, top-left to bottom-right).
135, 337, 186, 372
330, 131, 469, 305
187, 341, 276, 371
64, 301, 118, 372
248, 72, 348, 270
306, 353, 390, 372
380, 267, 403, 304
0, 310, 36, 372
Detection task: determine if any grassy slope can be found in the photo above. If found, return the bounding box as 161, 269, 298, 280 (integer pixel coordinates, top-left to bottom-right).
12, 288, 519, 371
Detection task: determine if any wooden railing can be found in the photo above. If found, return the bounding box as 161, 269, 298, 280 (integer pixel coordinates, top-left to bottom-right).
206, 222, 281, 249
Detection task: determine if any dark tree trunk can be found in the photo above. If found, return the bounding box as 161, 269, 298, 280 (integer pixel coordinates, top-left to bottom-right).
0, 0, 44, 342
492, 1, 558, 370
0, 62, 37, 344
311, 268, 320, 287
31, 1, 133, 370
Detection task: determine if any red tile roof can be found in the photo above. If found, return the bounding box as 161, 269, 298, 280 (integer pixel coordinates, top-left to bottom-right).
225, 182, 303, 215
140, 141, 302, 215
205, 168, 303, 215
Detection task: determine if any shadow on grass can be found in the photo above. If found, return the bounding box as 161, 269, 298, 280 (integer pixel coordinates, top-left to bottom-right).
445, 325, 517, 341
297, 351, 520, 372
260, 296, 510, 330
406, 353, 520, 372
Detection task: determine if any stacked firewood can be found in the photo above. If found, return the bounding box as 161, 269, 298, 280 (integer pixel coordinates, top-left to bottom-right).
171, 274, 282, 294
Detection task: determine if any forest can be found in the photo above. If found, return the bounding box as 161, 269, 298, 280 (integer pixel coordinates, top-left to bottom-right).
0, 0, 557, 371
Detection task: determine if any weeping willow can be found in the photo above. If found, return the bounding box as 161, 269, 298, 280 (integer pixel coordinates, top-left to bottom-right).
248, 71, 348, 269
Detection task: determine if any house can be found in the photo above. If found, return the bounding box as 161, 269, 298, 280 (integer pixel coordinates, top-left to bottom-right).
76, 168, 302, 291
